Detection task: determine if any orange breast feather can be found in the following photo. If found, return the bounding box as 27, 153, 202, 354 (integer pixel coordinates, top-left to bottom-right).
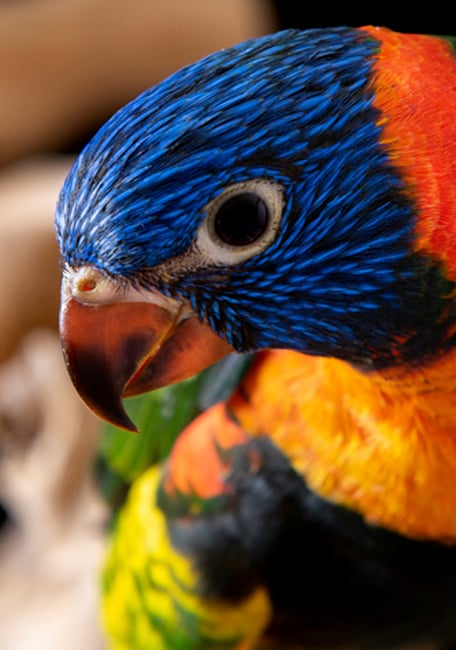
229, 349, 456, 543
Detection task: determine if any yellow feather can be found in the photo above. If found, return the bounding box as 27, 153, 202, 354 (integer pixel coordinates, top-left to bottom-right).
102, 465, 272, 649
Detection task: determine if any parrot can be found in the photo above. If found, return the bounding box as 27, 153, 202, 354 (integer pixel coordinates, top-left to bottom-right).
54, 25, 456, 649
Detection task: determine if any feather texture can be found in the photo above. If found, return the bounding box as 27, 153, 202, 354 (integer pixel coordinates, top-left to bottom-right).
102, 351, 456, 649
54, 25, 456, 650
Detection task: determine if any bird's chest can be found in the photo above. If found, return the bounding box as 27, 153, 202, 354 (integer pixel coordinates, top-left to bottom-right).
229, 349, 456, 543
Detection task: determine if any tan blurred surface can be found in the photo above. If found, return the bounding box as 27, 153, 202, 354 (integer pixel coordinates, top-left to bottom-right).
0, 0, 274, 166
0, 330, 106, 650
0, 158, 71, 362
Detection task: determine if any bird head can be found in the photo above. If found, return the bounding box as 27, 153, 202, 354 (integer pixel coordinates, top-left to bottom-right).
55, 27, 456, 431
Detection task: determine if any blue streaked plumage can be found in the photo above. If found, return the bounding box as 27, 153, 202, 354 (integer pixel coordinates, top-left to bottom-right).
55, 28, 391, 272
55, 27, 453, 366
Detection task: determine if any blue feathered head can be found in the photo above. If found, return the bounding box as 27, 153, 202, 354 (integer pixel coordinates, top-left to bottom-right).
55, 27, 455, 429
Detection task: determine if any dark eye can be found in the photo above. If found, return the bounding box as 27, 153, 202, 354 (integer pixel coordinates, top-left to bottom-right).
196, 179, 284, 265
214, 192, 269, 246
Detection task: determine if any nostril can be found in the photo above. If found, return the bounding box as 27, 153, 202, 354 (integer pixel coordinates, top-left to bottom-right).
77, 277, 97, 293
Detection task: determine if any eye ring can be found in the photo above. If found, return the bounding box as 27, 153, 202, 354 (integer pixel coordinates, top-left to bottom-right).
195, 179, 285, 265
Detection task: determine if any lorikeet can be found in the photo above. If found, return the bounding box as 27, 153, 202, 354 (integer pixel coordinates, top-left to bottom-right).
55, 26, 456, 649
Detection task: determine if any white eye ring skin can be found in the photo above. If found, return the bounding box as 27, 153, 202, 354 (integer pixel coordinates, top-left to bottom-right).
195, 179, 285, 266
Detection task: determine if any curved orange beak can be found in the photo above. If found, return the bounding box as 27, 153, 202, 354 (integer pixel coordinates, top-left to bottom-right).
59, 293, 233, 432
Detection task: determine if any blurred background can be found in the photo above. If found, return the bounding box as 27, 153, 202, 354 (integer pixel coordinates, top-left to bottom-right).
0, 2, 449, 648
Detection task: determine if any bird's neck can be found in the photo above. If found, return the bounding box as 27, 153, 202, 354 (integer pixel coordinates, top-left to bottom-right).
363, 26, 456, 280
229, 348, 456, 543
